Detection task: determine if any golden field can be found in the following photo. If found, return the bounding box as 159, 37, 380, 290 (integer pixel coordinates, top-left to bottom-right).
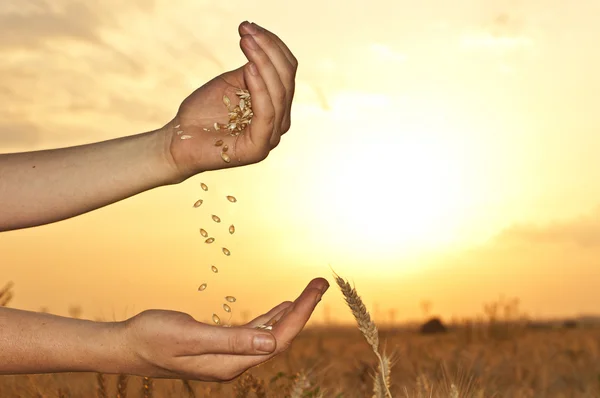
1, 313, 599, 397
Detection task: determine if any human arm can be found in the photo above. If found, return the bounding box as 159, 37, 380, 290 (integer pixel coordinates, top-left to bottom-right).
0, 278, 328, 380
0, 21, 297, 232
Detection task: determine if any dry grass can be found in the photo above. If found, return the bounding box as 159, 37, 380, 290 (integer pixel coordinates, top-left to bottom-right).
1, 326, 599, 397
0, 281, 13, 307
2, 279, 600, 397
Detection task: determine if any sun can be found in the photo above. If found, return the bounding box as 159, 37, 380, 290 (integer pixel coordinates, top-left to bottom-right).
304, 91, 474, 264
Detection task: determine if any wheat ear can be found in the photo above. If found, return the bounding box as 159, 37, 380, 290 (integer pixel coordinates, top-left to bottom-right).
289, 371, 309, 398
96, 373, 107, 398
334, 272, 392, 398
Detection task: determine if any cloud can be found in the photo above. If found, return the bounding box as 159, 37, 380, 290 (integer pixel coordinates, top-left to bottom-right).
460, 12, 534, 53
0, 2, 104, 49
488, 13, 524, 38
370, 43, 407, 63
0, 1, 219, 145
495, 208, 600, 248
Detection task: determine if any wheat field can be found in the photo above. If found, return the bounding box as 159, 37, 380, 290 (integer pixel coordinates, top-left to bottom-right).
2, 279, 600, 397
1, 326, 598, 397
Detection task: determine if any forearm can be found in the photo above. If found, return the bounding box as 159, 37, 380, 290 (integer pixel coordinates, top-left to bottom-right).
0, 126, 179, 232
0, 307, 127, 374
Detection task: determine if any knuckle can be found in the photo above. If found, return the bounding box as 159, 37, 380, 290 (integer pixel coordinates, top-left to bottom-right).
255, 147, 270, 163
264, 112, 276, 127
277, 340, 292, 354
270, 136, 281, 149
228, 334, 243, 353
274, 90, 286, 104
283, 69, 296, 84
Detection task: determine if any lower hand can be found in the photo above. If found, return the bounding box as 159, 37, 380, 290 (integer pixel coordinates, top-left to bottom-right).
120, 278, 328, 381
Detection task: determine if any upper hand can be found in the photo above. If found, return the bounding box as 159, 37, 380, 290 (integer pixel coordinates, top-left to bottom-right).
119, 278, 328, 381
162, 21, 298, 181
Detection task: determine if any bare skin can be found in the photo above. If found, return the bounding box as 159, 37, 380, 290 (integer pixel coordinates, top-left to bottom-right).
0, 21, 329, 381
0, 21, 297, 231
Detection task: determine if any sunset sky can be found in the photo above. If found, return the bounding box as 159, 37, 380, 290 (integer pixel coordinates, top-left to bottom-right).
1, 0, 600, 325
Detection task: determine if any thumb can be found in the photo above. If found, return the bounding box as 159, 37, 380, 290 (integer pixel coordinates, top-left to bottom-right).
198, 326, 277, 355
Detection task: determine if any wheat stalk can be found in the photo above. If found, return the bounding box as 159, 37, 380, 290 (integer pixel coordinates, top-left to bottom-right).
373, 354, 392, 398
333, 271, 392, 398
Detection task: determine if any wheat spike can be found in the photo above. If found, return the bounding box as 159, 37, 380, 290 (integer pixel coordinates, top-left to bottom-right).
334, 271, 392, 398
96, 373, 107, 398
142, 377, 153, 398
334, 274, 379, 352
234, 374, 266, 398
0, 281, 14, 307
116, 374, 128, 398
181, 379, 196, 398
450, 383, 459, 398
289, 371, 310, 398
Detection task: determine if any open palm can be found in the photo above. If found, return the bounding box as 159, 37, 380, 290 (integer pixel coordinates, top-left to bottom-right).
123, 278, 329, 381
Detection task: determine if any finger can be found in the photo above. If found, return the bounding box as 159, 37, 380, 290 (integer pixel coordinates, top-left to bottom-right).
242, 62, 275, 151
240, 22, 297, 135
240, 34, 285, 147
238, 22, 298, 69
204, 278, 329, 376
187, 324, 277, 356
245, 301, 293, 328
270, 278, 329, 349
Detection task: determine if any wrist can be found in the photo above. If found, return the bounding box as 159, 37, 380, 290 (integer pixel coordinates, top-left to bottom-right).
87, 320, 133, 375
150, 122, 187, 186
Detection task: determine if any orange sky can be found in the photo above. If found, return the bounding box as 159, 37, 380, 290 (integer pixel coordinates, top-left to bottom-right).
1, 0, 600, 325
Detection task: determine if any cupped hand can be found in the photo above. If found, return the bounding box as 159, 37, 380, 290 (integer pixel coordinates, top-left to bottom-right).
121, 278, 328, 381
163, 21, 298, 180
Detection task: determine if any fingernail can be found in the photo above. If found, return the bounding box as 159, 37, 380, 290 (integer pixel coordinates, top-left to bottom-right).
245, 21, 258, 34
248, 62, 258, 76
320, 282, 330, 294
315, 293, 323, 304
244, 35, 258, 50
251, 22, 264, 33
253, 334, 276, 353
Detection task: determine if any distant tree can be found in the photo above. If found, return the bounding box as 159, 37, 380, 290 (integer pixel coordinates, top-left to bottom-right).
419, 317, 447, 334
